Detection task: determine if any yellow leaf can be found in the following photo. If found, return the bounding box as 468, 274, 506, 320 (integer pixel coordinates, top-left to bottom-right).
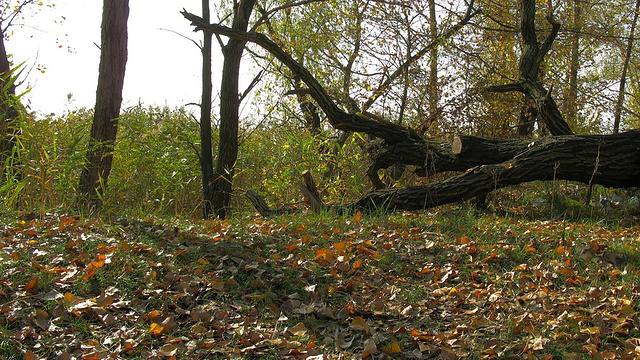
381, 341, 401, 354
333, 242, 347, 252
149, 322, 164, 336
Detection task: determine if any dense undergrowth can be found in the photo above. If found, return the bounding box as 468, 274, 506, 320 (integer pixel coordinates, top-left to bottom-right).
0, 106, 639, 358
3, 105, 380, 218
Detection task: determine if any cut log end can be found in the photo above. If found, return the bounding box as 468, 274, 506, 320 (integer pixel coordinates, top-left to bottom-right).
452, 135, 463, 155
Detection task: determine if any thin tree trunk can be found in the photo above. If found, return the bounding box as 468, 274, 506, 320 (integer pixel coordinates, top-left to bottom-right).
78, 0, 129, 210
428, 0, 439, 121
200, 0, 215, 219
212, 0, 256, 219
566, 0, 581, 126
613, 0, 640, 134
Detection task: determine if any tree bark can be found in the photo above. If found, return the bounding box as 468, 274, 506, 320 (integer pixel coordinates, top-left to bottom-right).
211, 0, 256, 219
78, 0, 129, 210
0, 27, 20, 176
200, 0, 215, 219
348, 130, 640, 212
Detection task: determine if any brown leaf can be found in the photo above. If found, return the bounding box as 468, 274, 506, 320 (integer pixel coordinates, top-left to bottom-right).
158, 344, 177, 356
351, 316, 373, 334
25, 276, 38, 295
34, 309, 49, 330
288, 322, 308, 336
361, 338, 377, 358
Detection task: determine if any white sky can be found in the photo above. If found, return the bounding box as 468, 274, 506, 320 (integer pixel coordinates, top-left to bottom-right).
9, 0, 231, 116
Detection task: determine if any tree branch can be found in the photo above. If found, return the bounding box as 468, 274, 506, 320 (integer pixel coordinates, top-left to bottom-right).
182, 9, 423, 144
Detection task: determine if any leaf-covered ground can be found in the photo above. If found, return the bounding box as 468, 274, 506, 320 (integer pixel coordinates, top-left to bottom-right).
1, 204, 640, 359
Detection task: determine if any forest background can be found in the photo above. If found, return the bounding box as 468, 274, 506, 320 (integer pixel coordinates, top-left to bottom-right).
4, 0, 640, 217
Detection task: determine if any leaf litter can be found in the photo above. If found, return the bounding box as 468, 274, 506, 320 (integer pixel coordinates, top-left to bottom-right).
0, 209, 638, 358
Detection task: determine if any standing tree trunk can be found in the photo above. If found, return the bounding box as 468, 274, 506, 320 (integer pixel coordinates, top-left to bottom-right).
0, 26, 19, 174
427, 0, 439, 122
487, 0, 573, 136
613, 0, 640, 134
211, 0, 256, 219
566, 0, 581, 127
78, 0, 129, 210
200, 0, 215, 219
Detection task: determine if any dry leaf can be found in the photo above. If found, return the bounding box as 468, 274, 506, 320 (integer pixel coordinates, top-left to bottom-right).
288, 322, 308, 336
361, 338, 377, 358
25, 276, 38, 295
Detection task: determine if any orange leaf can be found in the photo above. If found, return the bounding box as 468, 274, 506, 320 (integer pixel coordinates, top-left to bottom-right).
122, 339, 135, 351
352, 259, 362, 269
295, 224, 307, 235
147, 310, 162, 321
63, 292, 80, 303
286, 244, 298, 253
555, 245, 566, 256
82, 268, 96, 281
332, 242, 347, 252
559, 268, 574, 277
25, 350, 39, 360
25, 276, 38, 295
352, 211, 362, 223
482, 252, 498, 263
149, 322, 164, 336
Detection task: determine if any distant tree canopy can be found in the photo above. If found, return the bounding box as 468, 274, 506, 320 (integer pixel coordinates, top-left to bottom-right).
205, 0, 640, 137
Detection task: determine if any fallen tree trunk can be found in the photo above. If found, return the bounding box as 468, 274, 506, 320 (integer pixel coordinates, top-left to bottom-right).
249, 131, 640, 214
350, 130, 640, 212
366, 136, 534, 187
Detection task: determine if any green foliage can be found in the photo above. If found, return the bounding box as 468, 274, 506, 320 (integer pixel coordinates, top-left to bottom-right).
104, 106, 202, 217
236, 122, 370, 207
2, 105, 373, 218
